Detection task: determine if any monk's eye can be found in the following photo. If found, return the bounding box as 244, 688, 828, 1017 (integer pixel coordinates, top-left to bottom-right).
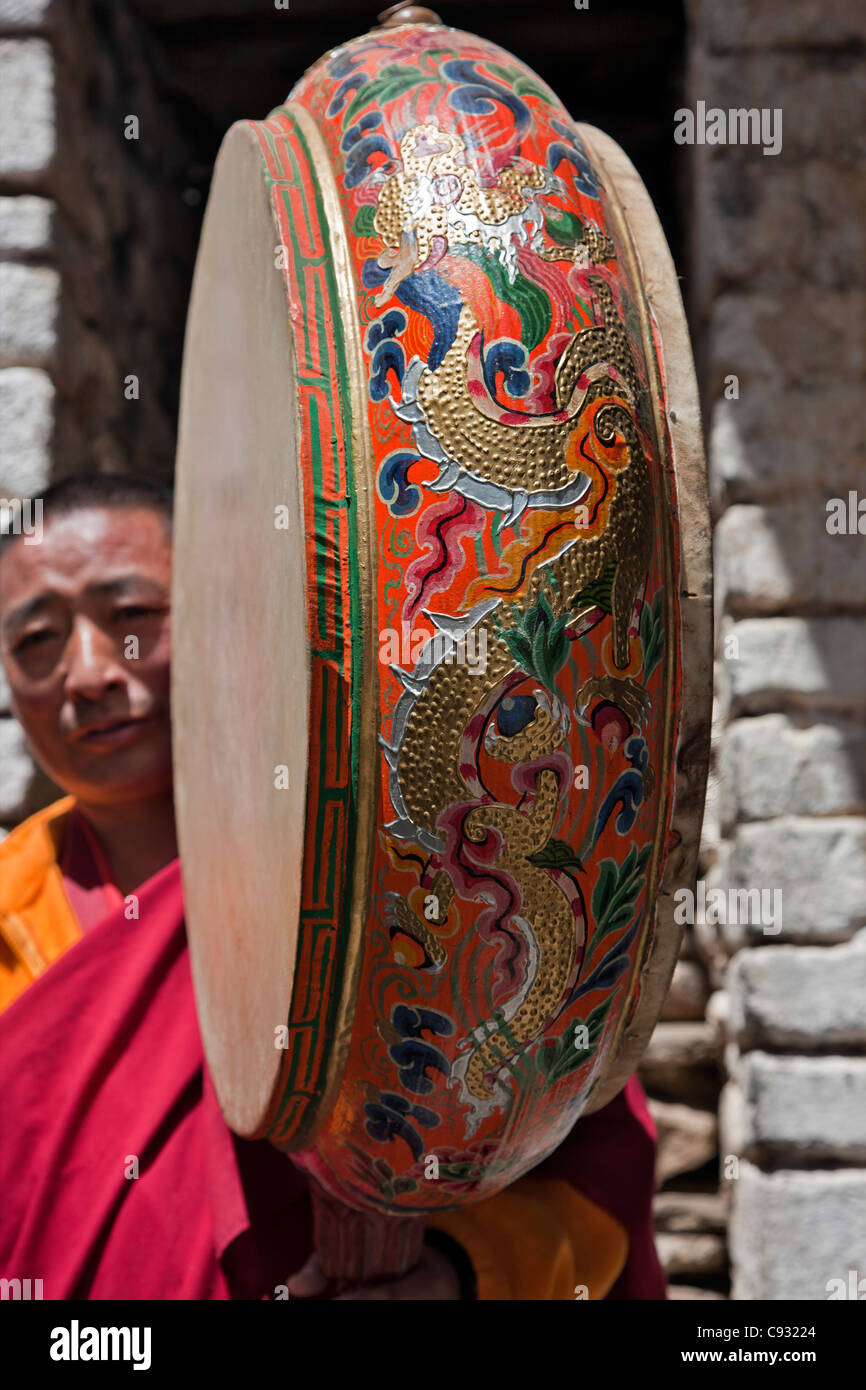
14, 628, 58, 652
113, 606, 160, 622
496, 694, 537, 737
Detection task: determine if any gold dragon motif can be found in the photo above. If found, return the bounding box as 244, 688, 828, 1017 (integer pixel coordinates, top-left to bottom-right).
372, 122, 613, 304
378, 137, 653, 1121
413, 276, 652, 670
375, 123, 547, 241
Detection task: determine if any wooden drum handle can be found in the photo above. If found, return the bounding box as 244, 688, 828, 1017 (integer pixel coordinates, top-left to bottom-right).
311, 1181, 427, 1284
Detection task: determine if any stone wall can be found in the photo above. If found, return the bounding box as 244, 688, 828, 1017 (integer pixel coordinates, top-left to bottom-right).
684, 0, 866, 1301
0, 0, 200, 827
0, 0, 59, 822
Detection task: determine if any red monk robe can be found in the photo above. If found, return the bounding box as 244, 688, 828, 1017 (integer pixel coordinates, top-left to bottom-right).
0, 797, 665, 1300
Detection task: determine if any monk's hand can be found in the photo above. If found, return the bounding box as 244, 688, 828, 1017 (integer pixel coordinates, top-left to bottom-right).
285, 1245, 461, 1300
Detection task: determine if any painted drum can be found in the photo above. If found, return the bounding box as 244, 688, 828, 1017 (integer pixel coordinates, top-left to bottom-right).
172, 11, 712, 1242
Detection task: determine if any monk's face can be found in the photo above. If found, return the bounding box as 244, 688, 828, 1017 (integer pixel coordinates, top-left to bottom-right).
0, 506, 173, 807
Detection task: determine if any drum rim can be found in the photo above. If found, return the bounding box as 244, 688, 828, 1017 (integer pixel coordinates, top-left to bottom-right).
268, 102, 381, 1148
575, 122, 713, 1113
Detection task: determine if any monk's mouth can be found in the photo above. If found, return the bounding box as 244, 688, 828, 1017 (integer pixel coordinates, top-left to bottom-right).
73, 716, 155, 748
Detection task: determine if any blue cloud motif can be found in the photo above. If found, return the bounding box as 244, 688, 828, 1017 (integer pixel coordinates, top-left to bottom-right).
377, 451, 422, 518
625, 734, 649, 775
366, 309, 407, 349
593, 769, 644, 842
328, 50, 365, 80
548, 119, 600, 199
482, 338, 531, 401
341, 111, 383, 150
367, 309, 408, 402
387, 1003, 455, 1095
345, 139, 392, 189
326, 51, 368, 117
391, 1004, 455, 1042
369, 340, 405, 401
341, 113, 391, 188
327, 73, 368, 118
443, 58, 531, 134
364, 1092, 439, 1161
388, 1039, 450, 1096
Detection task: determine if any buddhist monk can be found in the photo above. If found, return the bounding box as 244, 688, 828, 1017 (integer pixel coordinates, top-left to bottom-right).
0, 473, 665, 1300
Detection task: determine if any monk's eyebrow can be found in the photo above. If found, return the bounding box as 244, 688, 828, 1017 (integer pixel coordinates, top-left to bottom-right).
2, 593, 55, 638
85, 576, 168, 601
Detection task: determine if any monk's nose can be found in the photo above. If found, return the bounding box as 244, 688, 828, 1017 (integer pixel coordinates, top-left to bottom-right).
63, 616, 127, 702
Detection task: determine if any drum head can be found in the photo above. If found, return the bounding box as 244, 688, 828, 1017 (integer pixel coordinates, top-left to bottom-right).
172, 123, 311, 1137
173, 17, 712, 1200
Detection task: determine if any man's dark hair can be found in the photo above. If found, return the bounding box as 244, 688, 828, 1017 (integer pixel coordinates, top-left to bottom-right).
0, 473, 174, 557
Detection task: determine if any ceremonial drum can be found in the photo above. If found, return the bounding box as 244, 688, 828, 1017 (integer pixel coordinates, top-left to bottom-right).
172, 4, 711, 1277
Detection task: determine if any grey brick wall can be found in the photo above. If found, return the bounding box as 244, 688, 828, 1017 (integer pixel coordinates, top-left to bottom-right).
0, 0, 192, 833
0, 2, 57, 828
686, 0, 866, 1301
